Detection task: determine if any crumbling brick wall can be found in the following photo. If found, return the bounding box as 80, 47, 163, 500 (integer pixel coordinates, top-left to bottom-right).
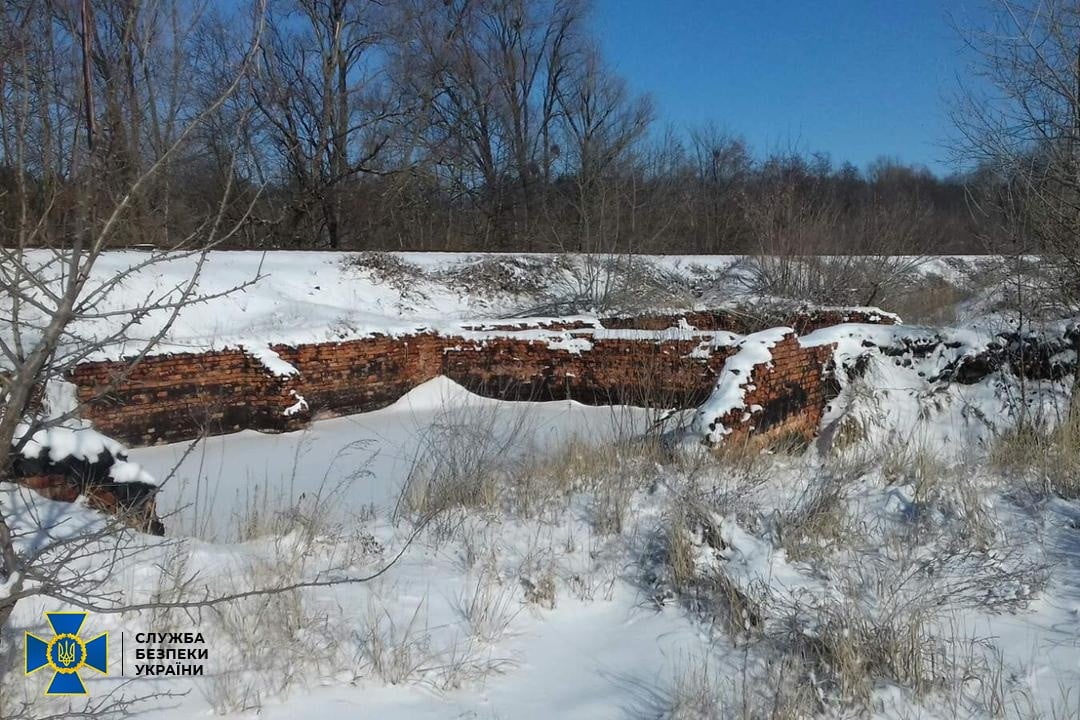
600, 308, 897, 333
66, 311, 869, 448
69, 349, 307, 446
442, 338, 734, 407
9, 449, 164, 534
273, 333, 445, 418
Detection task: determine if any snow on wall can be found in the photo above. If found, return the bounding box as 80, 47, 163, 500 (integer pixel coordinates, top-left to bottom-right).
8, 421, 163, 534
693, 331, 838, 445
802, 322, 1077, 456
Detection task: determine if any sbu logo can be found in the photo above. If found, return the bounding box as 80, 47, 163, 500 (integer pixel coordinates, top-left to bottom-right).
25, 612, 108, 695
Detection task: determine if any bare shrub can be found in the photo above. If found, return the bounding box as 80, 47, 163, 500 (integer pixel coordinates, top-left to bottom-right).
521, 254, 694, 316
888, 272, 970, 326
738, 254, 927, 310
341, 252, 427, 302
342, 251, 422, 283
439, 255, 570, 297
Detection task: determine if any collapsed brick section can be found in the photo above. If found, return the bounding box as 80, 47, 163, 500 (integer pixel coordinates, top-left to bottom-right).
703, 334, 838, 446
10, 450, 164, 535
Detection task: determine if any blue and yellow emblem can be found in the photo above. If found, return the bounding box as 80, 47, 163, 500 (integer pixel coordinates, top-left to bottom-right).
25, 612, 108, 695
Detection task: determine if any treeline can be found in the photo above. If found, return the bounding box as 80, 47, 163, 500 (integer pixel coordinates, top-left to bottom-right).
0, 0, 986, 254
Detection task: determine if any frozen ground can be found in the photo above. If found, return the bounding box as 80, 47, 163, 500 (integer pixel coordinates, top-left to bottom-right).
130, 377, 657, 539
3, 251, 1080, 719
3, 250, 1024, 365
5, 374, 1080, 719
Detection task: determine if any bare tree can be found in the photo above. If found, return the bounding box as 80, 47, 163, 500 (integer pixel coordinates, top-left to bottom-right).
397, 0, 584, 250
555, 45, 653, 253
954, 0, 1080, 303
0, 0, 269, 637
740, 154, 932, 308
952, 0, 1080, 418
686, 123, 752, 253
252, 0, 400, 248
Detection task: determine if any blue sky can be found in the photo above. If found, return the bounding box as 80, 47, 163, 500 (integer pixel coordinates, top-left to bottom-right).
592, 0, 985, 176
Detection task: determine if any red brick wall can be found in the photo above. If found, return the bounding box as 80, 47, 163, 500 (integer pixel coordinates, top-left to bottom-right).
273, 333, 445, 419
67, 311, 862, 448
600, 308, 896, 333
69, 349, 307, 446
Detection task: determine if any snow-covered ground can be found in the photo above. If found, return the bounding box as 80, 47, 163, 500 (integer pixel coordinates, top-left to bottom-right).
3, 251, 1080, 719
3, 250, 1013, 364
131, 377, 657, 539
5, 381, 1079, 718
5, 371, 1080, 720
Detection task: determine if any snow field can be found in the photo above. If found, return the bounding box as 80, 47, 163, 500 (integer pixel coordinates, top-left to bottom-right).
4, 374, 1079, 719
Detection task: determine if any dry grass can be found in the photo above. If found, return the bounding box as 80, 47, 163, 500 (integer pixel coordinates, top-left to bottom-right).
454, 571, 521, 644
521, 571, 557, 609
358, 592, 517, 691
358, 597, 436, 686
200, 551, 345, 713
664, 503, 699, 594
652, 651, 818, 720
991, 420, 1080, 500
887, 271, 970, 325
396, 400, 534, 531
398, 423, 663, 539
774, 596, 950, 706
652, 433, 1052, 717
662, 491, 766, 638
774, 474, 854, 563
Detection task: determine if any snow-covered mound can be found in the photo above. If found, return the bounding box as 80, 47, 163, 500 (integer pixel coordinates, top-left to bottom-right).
5, 251, 736, 364
805, 322, 1075, 456
7, 421, 162, 533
